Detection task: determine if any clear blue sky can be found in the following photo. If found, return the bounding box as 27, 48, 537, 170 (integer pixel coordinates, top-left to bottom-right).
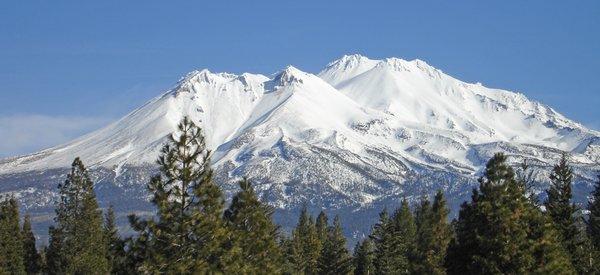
1, 1, 599, 157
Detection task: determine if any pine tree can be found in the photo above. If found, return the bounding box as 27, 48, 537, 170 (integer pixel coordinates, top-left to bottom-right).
516, 159, 539, 204
45, 226, 66, 274
371, 208, 409, 274
0, 197, 26, 275
391, 199, 416, 274
104, 205, 127, 274
128, 117, 231, 273
22, 214, 41, 274
590, 175, 600, 248
445, 153, 575, 274
38, 245, 47, 274
49, 158, 109, 274
413, 191, 451, 274
318, 216, 353, 275
545, 154, 593, 274
353, 238, 375, 275
315, 211, 329, 245
0, 250, 4, 274
119, 230, 149, 274
413, 197, 432, 273
429, 191, 451, 273
224, 178, 283, 273
193, 171, 234, 272
281, 238, 296, 274
287, 205, 321, 274
587, 174, 600, 273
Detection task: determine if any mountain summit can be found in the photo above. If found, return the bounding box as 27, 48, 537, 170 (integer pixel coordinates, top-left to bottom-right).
1, 54, 598, 238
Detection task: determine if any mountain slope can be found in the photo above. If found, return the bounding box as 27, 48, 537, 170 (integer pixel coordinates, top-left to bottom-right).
1, 54, 598, 240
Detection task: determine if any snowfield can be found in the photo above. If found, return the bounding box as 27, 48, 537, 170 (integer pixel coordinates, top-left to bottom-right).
1, 54, 598, 239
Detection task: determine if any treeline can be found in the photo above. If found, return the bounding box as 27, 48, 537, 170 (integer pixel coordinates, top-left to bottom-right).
1, 117, 600, 274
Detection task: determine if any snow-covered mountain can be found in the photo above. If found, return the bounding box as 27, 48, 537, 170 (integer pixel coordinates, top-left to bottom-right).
1, 54, 599, 239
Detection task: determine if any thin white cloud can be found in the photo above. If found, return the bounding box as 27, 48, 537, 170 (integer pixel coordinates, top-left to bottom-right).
0, 114, 112, 158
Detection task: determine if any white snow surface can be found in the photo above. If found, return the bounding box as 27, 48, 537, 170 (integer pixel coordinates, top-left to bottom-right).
1, 55, 598, 187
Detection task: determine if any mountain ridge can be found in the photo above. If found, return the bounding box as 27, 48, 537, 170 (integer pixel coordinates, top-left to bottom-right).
1, 54, 598, 239
4, 54, 596, 173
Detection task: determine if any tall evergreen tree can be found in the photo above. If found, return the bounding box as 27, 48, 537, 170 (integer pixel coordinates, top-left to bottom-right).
587, 174, 600, 273
104, 205, 128, 274
22, 214, 41, 274
413, 191, 451, 274
516, 159, 539, 204
413, 196, 432, 274
545, 154, 593, 274
371, 208, 409, 274
287, 205, 321, 274
45, 226, 66, 274
590, 175, 600, 248
318, 216, 353, 275
38, 245, 47, 274
391, 199, 416, 274
445, 153, 575, 274
315, 211, 329, 245
224, 178, 283, 273
429, 191, 451, 273
0, 197, 26, 275
48, 158, 109, 274
353, 238, 375, 275
128, 117, 231, 273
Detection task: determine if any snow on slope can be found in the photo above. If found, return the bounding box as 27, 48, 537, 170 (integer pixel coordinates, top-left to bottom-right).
1, 54, 599, 210
0, 69, 269, 173
319, 55, 589, 148
318, 55, 598, 169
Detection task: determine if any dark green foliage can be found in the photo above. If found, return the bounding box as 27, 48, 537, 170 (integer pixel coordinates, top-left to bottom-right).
545, 154, 593, 274
392, 199, 417, 273
194, 172, 234, 272
413, 197, 432, 273
370, 209, 392, 274
590, 175, 600, 248
318, 216, 353, 274
413, 191, 451, 274
118, 232, 149, 274
446, 153, 575, 274
587, 174, 600, 273
287, 205, 321, 274
224, 178, 283, 273
370, 208, 411, 274
546, 155, 575, 223
8, 126, 598, 273
38, 245, 47, 274
353, 238, 375, 275
45, 226, 66, 274
128, 117, 231, 273
315, 211, 329, 245
516, 159, 539, 205
22, 214, 41, 274
0, 197, 26, 275
369, 200, 417, 274
47, 157, 109, 274
430, 191, 452, 272
104, 205, 129, 274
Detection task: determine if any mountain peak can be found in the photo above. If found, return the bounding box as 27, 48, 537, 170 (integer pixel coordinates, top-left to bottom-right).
272, 65, 307, 87
178, 69, 239, 85
324, 54, 374, 71
168, 69, 242, 97
319, 54, 379, 87
377, 57, 439, 75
